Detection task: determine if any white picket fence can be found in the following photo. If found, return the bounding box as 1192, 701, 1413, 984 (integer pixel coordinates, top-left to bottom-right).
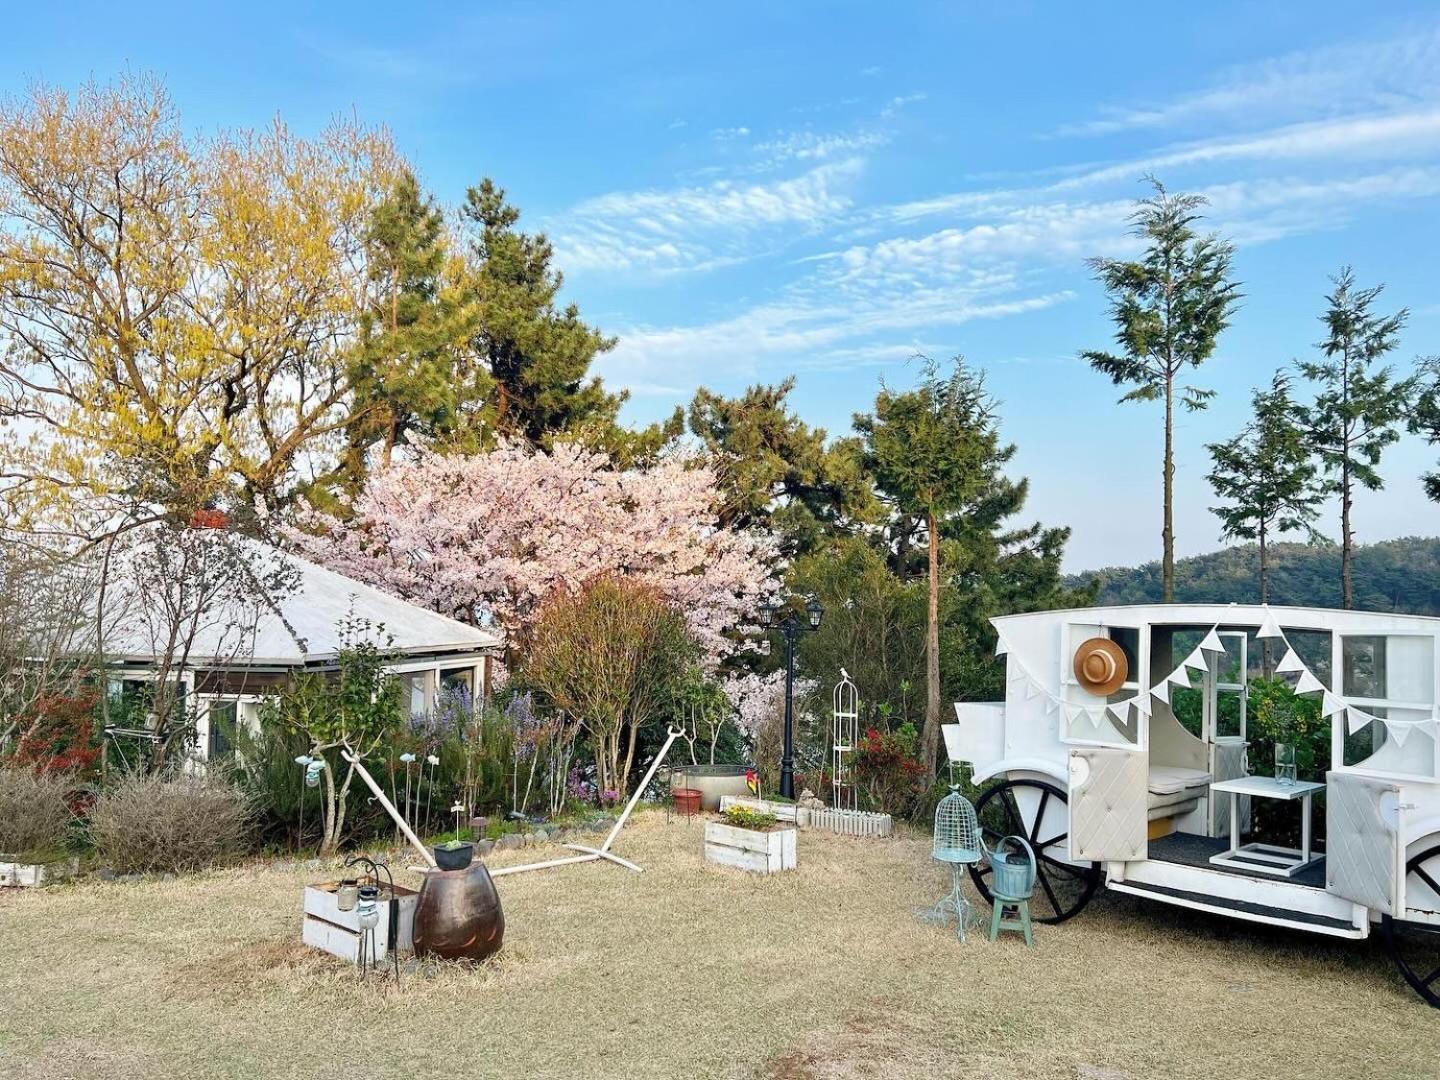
718, 795, 892, 838
798, 806, 893, 837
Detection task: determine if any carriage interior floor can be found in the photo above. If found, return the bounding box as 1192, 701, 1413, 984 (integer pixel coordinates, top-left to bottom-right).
1147, 831, 1326, 890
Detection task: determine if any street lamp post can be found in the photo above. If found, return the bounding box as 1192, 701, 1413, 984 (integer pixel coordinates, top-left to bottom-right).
759, 595, 824, 800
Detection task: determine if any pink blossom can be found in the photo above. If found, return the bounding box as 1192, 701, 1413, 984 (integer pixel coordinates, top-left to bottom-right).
286, 441, 781, 669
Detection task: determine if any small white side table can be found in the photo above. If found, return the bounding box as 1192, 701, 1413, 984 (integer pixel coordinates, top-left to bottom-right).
1208, 776, 1325, 878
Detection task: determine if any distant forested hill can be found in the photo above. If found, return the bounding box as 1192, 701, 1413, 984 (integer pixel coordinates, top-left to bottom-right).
1068, 537, 1440, 615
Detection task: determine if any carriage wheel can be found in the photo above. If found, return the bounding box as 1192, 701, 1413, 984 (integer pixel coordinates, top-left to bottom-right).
968, 777, 1100, 924
1381, 840, 1440, 1009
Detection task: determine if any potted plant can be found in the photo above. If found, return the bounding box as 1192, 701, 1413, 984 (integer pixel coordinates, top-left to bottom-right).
703, 804, 797, 874
433, 800, 474, 871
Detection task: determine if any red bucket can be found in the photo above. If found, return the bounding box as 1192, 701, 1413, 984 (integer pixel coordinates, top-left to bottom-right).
673, 788, 702, 815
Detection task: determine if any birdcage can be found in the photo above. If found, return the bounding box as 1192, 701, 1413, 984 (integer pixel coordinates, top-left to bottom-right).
920, 787, 984, 941
831, 669, 859, 811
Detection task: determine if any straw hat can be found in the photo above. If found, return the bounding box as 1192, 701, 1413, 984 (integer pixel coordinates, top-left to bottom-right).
1073, 637, 1128, 696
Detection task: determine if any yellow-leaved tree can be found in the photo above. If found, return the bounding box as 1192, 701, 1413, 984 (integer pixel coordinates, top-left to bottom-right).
0, 75, 402, 535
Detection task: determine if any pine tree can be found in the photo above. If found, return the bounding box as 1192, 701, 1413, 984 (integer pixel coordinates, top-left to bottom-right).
1206, 372, 1325, 606
1082, 179, 1240, 602
1296, 268, 1415, 609
459, 179, 623, 445
854, 358, 1016, 778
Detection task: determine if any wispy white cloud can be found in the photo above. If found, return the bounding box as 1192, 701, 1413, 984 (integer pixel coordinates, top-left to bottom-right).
1056, 25, 1440, 137
751, 128, 889, 164
553, 159, 865, 273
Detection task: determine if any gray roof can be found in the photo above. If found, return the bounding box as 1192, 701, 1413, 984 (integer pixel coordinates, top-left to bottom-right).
100, 531, 501, 667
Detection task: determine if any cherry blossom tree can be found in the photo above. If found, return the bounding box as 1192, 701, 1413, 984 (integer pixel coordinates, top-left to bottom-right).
287, 441, 780, 668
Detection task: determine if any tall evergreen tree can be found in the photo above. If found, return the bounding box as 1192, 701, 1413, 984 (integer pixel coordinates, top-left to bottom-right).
1082, 178, 1240, 602
459, 179, 623, 445
1206, 372, 1325, 606
332, 170, 478, 502
1297, 268, 1415, 609
1408, 355, 1440, 502
854, 358, 1016, 778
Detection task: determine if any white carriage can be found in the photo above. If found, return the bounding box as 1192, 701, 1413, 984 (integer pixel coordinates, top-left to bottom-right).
944, 603, 1440, 1007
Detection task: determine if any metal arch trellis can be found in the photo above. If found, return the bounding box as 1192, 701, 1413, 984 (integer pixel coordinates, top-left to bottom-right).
832, 668, 859, 811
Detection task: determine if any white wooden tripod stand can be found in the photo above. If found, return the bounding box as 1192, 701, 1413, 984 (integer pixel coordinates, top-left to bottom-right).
346, 726, 686, 879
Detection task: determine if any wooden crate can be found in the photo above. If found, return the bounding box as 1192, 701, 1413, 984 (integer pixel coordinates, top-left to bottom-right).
301, 881, 418, 965
704, 821, 797, 874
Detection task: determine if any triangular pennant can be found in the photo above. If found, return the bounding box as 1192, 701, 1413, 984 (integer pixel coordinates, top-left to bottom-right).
1388, 719, 1414, 747
1295, 670, 1325, 696
1132, 693, 1152, 716
1168, 666, 1192, 689
1150, 680, 1171, 706
1009, 666, 1027, 685
1024, 678, 1042, 700
1044, 697, 1060, 716
1086, 707, 1106, 730
1320, 691, 1346, 717
1274, 648, 1305, 675
1182, 647, 1209, 673
1107, 699, 1132, 722
1199, 629, 1225, 653
1256, 610, 1284, 640
1346, 708, 1373, 735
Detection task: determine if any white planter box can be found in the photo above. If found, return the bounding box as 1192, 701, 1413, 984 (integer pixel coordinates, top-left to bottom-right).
704, 821, 797, 874
301, 881, 418, 965
717, 795, 799, 823
0, 855, 79, 888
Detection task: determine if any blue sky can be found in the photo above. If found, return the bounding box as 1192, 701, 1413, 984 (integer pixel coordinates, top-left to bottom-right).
5, 2, 1440, 571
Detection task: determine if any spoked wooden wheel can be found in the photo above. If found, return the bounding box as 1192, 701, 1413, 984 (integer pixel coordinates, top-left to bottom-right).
968, 777, 1100, 924
1382, 841, 1440, 1009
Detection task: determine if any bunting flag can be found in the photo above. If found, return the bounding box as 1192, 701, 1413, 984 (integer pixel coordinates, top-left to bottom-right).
1295, 670, 1325, 696
1391, 721, 1416, 747
1346, 708, 1373, 735
1150, 680, 1172, 706
1320, 691, 1346, 717
1199, 629, 1226, 653
1274, 648, 1306, 675
1025, 678, 1042, 700
1168, 666, 1193, 689
1256, 609, 1285, 640
1182, 647, 1209, 673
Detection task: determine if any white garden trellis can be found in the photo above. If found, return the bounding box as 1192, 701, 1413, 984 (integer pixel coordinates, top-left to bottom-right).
832, 668, 859, 811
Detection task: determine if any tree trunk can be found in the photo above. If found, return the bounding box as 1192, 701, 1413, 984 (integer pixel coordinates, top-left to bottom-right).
1259, 526, 1272, 674
1162, 376, 1175, 603
923, 508, 941, 780
1341, 459, 1354, 609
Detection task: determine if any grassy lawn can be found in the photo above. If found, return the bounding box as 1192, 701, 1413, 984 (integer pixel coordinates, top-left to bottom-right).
0, 813, 1434, 1080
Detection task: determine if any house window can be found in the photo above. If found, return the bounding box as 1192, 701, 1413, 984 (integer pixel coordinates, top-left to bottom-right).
441, 668, 474, 697
207, 701, 238, 760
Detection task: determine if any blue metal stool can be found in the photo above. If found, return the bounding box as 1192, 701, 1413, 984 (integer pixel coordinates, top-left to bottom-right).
986, 835, 1036, 947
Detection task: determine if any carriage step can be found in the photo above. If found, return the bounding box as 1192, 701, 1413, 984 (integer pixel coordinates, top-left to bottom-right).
1108, 878, 1368, 938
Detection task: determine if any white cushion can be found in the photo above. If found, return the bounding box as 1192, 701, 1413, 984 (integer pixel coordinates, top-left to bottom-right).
1147, 765, 1212, 796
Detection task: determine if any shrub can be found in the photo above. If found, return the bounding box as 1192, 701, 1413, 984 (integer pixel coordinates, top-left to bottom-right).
0, 768, 74, 858
89, 774, 253, 873
854, 723, 928, 819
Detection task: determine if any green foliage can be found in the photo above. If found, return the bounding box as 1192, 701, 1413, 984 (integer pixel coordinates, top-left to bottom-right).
1296, 267, 1416, 608
688, 378, 876, 555
1079, 536, 1440, 613
1207, 372, 1326, 603
1081, 178, 1240, 602
721, 804, 777, 830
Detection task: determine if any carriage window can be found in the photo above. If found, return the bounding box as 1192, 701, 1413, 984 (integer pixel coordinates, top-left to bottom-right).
1339, 635, 1436, 779
1285, 629, 1332, 686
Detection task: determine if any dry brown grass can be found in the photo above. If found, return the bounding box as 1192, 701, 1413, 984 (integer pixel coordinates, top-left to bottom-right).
0, 813, 1434, 1080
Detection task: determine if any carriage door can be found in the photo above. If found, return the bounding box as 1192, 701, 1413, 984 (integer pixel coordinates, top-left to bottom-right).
1206, 631, 1250, 838
1068, 747, 1148, 862
1325, 771, 1406, 915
